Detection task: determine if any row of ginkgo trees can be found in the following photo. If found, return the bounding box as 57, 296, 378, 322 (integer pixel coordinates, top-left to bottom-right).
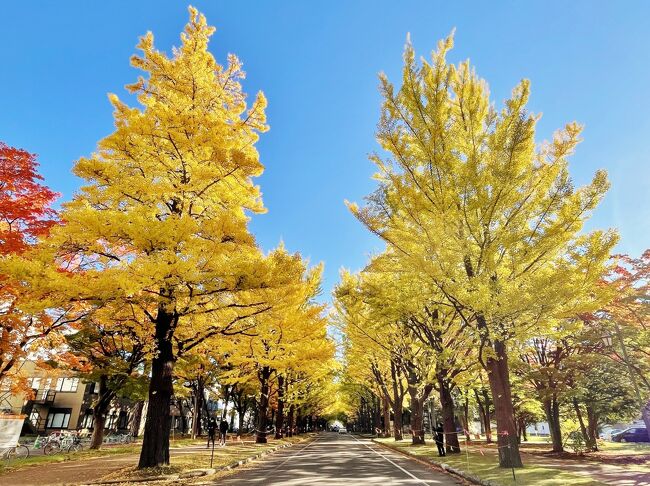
0, 7, 335, 469
335, 34, 625, 469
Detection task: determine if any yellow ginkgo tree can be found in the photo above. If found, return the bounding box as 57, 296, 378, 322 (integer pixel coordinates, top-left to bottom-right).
347, 34, 616, 467
7, 8, 296, 468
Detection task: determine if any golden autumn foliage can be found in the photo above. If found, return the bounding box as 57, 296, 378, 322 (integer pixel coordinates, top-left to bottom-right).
344, 34, 617, 467
3, 7, 323, 467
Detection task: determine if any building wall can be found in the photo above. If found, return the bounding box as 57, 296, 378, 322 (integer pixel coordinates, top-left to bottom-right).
2, 361, 89, 433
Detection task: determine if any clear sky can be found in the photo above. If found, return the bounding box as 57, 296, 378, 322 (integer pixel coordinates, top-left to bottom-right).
2, 1, 649, 299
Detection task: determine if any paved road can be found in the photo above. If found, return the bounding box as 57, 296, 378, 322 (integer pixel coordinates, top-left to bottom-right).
218, 433, 460, 485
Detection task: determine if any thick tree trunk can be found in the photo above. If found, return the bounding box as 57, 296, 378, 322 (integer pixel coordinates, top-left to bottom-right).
90, 375, 114, 450
438, 375, 460, 453
484, 338, 523, 468
585, 403, 599, 451
90, 412, 107, 449
256, 366, 271, 444
138, 308, 175, 469
542, 397, 563, 452
408, 384, 432, 445
382, 395, 391, 437
275, 375, 285, 440
129, 401, 145, 438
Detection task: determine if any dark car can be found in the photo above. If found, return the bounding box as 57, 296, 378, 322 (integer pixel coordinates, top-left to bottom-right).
612, 427, 649, 443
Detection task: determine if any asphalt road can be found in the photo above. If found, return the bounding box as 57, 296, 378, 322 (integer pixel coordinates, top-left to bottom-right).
218, 432, 460, 485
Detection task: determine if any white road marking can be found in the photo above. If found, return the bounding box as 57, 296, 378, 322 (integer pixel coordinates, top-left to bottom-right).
349, 434, 433, 485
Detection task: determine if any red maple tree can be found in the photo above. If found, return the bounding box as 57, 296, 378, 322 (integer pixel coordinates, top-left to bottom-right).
0, 142, 59, 397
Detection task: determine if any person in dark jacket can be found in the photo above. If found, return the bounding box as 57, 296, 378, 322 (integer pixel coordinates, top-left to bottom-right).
219, 418, 229, 446
207, 417, 217, 449
435, 422, 446, 456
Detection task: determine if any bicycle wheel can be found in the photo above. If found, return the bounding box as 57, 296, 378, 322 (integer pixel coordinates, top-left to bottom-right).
44, 443, 60, 455
14, 445, 29, 459
67, 443, 83, 453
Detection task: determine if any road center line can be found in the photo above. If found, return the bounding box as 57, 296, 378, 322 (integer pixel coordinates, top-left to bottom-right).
349, 434, 432, 485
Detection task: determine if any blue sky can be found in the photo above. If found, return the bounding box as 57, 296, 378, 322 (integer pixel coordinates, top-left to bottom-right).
2, 1, 649, 299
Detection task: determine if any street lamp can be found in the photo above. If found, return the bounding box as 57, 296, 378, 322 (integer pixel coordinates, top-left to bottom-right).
601, 333, 613, 347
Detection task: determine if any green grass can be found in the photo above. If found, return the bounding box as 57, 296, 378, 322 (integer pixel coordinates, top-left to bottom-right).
0, 443, 140, 475
1, 434, 315, 483
374, 438, 605, 486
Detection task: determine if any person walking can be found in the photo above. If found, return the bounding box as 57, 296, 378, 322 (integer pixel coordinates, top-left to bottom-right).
207, 417, 217, 449
435, 422, 446, 457
219, 418, 229, 446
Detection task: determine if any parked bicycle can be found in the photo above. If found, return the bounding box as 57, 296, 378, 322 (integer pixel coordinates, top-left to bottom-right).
32, 433, 60, 455
1, 443, 30, 460
64, 433, 84, 453
37, 431, 85, 455
103, 432, 133, 444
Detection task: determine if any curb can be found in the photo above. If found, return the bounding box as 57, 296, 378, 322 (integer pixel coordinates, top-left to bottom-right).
84, 440, 303, 485
371, 438, 494, 486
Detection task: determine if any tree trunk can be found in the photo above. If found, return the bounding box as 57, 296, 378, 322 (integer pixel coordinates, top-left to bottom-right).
256, 366, 271, 444
90, 412, 107, 450
373, 394, 381, 436
275, 375, 285, 440
542, 397, 563, 452
382, 395, 391, 437
475, 388, 492, 443
393, 398, 404, 441
129, 400, 145, 438
484, 338, 523, 468
237, 406, 245, 437
288, 404, 295, 437
463, 396, 471, 442
177, 398, 188, 434
438, 375, 460, 453
89, 375, 115, 450
642, 399, 650, 442
138, 308, 175, 468
572, 398, 591, 451
585, 403, 599, 452
408, 384, 432, 445
191, 387, 200, 439
518, 417, 528, 442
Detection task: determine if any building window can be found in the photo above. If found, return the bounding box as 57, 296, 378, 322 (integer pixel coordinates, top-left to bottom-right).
118, 410, 128, 429
55, 377, 79, 392
46, 408, 72, 429
28, 377, 41, 389
80, 410, 94, 429
29, 410, 40, 427
106, 412, 118, 429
